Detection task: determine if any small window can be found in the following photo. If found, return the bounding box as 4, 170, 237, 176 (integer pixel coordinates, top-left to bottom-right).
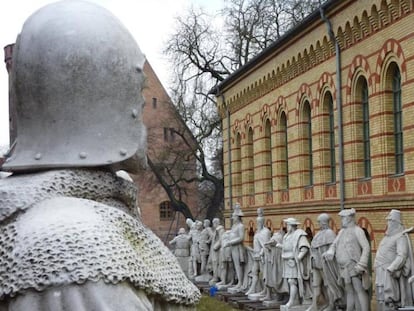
159, 201, 174, 220
152, 97, 157, 109
163, 127, 175, 142
169, 128, 175, 142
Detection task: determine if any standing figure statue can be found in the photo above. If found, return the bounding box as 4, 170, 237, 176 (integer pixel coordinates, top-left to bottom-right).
0, 1, 200, 310
223, 203, 246, 292
374, 209, 414, 310
280, 218, 311, 310
246, 211, 271, 297
324, 208, 371, 311
188, 220, 203, 278
261, 228, 288, 303
199, 219, 213, 276
169, 228, 191, 277
216, 230, 235, 289
209, 218, 225, 285
306, 213, 337, 311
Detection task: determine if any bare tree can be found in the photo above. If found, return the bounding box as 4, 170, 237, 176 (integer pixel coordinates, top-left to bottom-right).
153, 0, 325, 220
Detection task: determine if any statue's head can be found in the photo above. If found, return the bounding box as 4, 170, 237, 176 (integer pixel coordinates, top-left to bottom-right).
203, 219, 211, 228
317, 213, 330, 228
178, 228, 186, 235
386, 209, 401, 224
195, 220, 203, 230
212, 218, 220, 228
283, 217, 300, 233
338, 208, 356, 228
2, 0, 147, 173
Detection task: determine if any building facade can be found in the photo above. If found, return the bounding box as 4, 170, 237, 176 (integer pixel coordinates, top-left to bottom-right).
214, 0, 414, 253
132, 61, 199, 241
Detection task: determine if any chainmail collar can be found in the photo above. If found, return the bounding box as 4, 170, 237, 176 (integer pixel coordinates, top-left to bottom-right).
0, 169, 200, 305
0, 169, 138, 222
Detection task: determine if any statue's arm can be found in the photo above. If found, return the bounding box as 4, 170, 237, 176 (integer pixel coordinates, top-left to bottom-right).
387, 235, 409, 273
297, 235, 310, 260
356, 228, 370, 269
323, 230, 341, 260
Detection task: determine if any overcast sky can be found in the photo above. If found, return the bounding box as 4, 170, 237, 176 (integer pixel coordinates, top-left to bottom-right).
0, 0, 222, 149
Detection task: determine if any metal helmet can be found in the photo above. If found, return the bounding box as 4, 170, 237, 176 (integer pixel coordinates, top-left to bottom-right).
2, 0, 146, 172
317, 213, 330, 224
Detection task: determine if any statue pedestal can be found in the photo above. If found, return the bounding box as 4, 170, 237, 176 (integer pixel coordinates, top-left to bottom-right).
263, 299, 283, 308
280, 302, 311, 311
228, 286, 244, 294
247, 292, 265, 301
194, 273, 212, 283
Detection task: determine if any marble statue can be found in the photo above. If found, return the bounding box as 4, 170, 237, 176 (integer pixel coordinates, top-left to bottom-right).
223, 203, 246, 292
189, 220, 203, 278
0, 1, 200, 310
261, 227, 288, 303
324, 208, 371, 311
199, 219, 213, 276
169, 227, 191, 277
216, 229, 236, 290
280, 217, 311, 310
306, 213, 336, 311
186, 218, 196, 277
209, 218, 225, 285
246, 211, 271, 297
374, 209, 414, 310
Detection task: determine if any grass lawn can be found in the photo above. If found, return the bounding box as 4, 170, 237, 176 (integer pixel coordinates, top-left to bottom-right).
196, 295, 238, 311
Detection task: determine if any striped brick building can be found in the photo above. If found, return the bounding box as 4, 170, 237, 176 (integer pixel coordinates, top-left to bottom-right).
213, 0, 414, 256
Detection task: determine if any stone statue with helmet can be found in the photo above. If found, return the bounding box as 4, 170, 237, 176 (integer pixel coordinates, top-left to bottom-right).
375, 209, 414, 311
0, 1, 200, 310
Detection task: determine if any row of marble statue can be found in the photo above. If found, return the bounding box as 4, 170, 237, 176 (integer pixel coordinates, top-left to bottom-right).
169, 205, 414, 311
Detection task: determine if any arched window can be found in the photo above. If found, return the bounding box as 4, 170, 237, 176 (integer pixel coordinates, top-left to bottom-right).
323, 92, 336, 182
263, 119, 273, 192
303, 101, 313, 186
277, 112, 289, 190
384, 63, 403, 175
234, 133, 242, 199
246, 127, 255, 195
361, 79, 371, 178
393, 67, 403, 174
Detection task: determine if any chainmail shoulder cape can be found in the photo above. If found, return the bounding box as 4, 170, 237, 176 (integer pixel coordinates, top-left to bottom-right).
0, 169, 200, 305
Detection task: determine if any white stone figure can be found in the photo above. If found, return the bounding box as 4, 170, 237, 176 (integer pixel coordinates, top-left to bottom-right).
199, 219, 213, 276
169, 227, 191, 277
324, 208, 371, 311
246, 213, 271, 297
280, 217, 311, 310
216, 230, 235, 290
0, 1, 200, 310
374, 209, 414, 311
188, 220, 203, 278
223, 203, 246, 293
209, 218, 225, 285
186, 218, 196, 278
260, 227, 288, 304
306, 213, 336, 311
